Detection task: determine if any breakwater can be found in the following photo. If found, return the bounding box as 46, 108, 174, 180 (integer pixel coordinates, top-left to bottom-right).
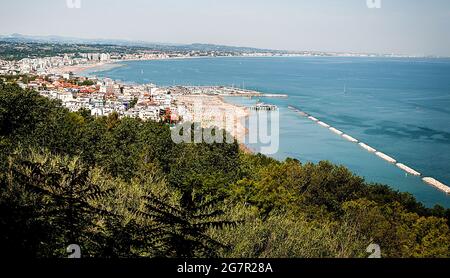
359, 143, 376, 153
375, 152, 397, 164
422, 178, 450, 194
288, 105, 450, 195
397, 163, 421, 176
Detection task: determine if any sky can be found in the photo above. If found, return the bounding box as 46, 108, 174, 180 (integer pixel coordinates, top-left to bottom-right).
1, 0, 450, 56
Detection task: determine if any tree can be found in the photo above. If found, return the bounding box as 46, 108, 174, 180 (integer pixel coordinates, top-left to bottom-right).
342, 199, 450, 258
1, 148, 114, 257
0, 83, 61, 139
210, 205, 367, 258
230, 159, 302, 215
168, 127, 242, 195
128, 97, 138, 110
95, 116, 142, 180
133, 181, 235, 258
79, 80, 95, 86
1, 83, 449, 259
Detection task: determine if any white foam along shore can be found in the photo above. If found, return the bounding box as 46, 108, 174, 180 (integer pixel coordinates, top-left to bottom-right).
375, 152, 397, 164
358, 142, 377, 153
286, 105, 450, 195
422, 177, 450, 194
396, 163, 421, 176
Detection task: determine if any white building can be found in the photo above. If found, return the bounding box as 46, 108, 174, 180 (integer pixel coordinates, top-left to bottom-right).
139, 108, 160, 121
100, 53, 111, 61
57, 92, 74, 102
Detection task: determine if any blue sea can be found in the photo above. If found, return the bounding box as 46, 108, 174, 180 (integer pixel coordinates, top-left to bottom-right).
84, 57, 450, 208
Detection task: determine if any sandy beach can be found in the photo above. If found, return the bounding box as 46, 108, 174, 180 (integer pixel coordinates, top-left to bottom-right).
62, 58, 254, 149
176, 94, 249, 143
52, 55, 277, 76
55, 60, 251, 144
50, 61, 121, 74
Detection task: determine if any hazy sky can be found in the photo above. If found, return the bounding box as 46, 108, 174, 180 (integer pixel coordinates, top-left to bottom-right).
1, 0, 450, 56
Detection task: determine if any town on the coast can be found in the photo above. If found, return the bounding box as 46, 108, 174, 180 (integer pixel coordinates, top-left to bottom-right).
0, 51, 284, 141
1, 47, 448, 194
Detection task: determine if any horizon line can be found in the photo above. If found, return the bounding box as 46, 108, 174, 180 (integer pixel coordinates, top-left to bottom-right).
0, 33, 448, 58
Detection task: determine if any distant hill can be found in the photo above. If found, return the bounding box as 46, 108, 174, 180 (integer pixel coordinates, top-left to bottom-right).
0, 33, 279, 53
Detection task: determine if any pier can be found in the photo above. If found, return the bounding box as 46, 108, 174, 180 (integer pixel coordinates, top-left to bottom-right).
182, 86, 288, 98
260, 94, 289, 98
250, 104, 278, 111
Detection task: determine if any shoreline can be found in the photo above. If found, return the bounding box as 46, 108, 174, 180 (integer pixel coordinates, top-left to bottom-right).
61, 53, 439, 76
48, 59, 450, 206
66, 58, 450, 197
176, 94, 250, 145
59, 58, 258, 148
50, 61, 122, 74
57, 56, 246, 75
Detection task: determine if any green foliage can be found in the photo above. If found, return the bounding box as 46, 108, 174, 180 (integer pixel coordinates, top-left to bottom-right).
0, 83, 61, 139
1, 84, 449, 258
168, 141, 241, 195
210, 205, 367, 258
1, 149, 115, 257
342, 199, 450, 257
78, 80, 95, 86
133, 182, 236, 258
128, 97, 138, 110
230, 159, 302, 215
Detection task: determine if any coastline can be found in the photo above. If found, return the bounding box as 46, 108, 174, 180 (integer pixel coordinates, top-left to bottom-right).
48, 56, 450, 207
176, 94, 249, 144
59, 54, 390, 76
57, 58, 256, 150
56, 56, 234, 75
50, 60, 122, 74
70, 60, 255, 147
63, 54, 432, 77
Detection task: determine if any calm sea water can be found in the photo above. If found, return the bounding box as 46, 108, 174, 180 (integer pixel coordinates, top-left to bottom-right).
86, 57, 450, 207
